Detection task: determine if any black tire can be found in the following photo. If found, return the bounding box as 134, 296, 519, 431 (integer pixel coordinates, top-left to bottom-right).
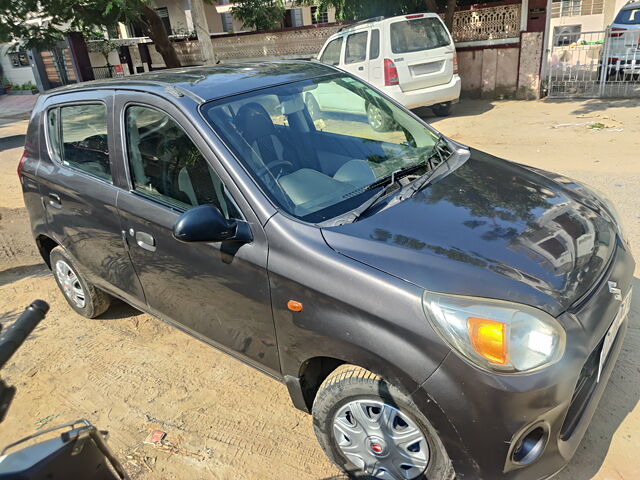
306, 93, 322, 120
366, 103, 392, 132
50, 246, 111, 319
431, 102, 453, 117
312, 364, 453, 480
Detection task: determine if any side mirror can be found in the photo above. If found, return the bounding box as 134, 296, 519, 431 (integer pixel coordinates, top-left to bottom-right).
173, 205, 251, 244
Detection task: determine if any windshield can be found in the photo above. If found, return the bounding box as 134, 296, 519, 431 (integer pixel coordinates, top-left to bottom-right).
614, 7, 640, 24
201, 73, 440, 223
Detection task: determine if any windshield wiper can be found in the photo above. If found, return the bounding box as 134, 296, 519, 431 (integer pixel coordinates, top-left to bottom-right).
398, 134, 454, 200
343, 170, 405, 224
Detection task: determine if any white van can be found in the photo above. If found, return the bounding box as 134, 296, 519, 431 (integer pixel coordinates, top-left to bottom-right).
314, 13, 461, 127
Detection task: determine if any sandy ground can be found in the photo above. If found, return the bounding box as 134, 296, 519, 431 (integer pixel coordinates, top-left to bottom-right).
0, 98, 639, 480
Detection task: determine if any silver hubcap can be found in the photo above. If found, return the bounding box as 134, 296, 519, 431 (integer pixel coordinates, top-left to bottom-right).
332, 400, 429, 479
368, 105, 384, 130
55, 260, 86, 308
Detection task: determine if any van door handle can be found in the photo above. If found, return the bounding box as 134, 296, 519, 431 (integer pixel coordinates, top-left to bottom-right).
135, 231, 156, 252
47, 193, 62, 209
358, 66, 364, 71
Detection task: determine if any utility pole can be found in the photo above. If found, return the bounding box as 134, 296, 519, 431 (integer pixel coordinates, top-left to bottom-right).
190, 0, 217, 65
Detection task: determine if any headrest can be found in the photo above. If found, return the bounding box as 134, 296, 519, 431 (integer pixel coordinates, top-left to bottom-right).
235, 102, 276, 143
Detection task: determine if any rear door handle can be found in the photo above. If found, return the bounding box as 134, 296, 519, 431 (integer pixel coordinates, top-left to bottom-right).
135, 231, 156, 252
358, 66, 364, 71
47, 193, 62, 209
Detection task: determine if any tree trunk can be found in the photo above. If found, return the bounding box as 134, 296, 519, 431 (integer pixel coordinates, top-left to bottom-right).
190, 0, 217, 65
425, 0, 438, 12
139, 4, 182, 68
444, 0, 456, 30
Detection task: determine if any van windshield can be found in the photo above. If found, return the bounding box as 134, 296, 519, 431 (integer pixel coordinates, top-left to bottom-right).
201, 74, 441, 223
390, 17, 451, 54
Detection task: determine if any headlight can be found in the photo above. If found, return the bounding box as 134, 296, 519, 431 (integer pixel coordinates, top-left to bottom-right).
423, 291, 565, 373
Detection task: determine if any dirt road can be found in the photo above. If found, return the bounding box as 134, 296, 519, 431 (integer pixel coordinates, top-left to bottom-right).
0, 98, 639, 480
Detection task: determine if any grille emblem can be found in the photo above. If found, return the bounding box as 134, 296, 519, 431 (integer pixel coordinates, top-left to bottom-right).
608, 281, 623, 301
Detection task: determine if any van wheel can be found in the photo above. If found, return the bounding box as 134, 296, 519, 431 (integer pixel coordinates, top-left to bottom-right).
50, 247, 111, 319
312, 365, 453, 480
367, 103, 392, 132
432, 102, 453, 117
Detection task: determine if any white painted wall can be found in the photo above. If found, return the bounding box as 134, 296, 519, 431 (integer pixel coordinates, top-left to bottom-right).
0, 44, 36, 86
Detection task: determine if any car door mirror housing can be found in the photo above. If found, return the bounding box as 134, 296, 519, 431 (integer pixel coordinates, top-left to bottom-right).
173, 205, 251, 244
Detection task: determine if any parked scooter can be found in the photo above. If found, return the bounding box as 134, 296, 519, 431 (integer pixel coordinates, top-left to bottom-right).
0, 301, 129, 479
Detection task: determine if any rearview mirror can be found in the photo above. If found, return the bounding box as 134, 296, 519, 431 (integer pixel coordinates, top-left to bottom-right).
173, 205, 251, 244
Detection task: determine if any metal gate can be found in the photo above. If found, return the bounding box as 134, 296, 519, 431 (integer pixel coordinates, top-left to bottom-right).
547, 26, 640, 98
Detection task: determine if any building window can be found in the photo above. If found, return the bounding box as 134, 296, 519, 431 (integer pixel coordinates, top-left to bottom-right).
551, 0, 603, 18
221, 12, 234, 32
553, 25, 581, 46
9, 52, 30, 68
286, 8, 304, 27
311, 6, 329, 24
155, 7, 172, 34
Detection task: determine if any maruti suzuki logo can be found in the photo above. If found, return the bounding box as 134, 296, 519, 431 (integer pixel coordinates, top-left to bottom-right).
608, 281, 623, 301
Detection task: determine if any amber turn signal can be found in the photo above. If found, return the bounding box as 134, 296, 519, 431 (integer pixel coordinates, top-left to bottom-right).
467, 317, 507, 364
287, 300, 303, 312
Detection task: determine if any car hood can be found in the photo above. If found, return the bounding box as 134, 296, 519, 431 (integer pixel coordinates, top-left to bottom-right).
321, 149, 616, 316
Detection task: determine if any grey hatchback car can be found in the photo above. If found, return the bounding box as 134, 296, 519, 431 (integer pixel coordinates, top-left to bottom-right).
20, 62, 634, 480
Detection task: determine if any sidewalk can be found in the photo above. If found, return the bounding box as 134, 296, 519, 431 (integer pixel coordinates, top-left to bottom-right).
0, 94, 39, 124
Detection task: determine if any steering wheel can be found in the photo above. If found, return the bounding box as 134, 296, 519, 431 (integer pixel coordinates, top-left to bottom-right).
260, 160, 295, 180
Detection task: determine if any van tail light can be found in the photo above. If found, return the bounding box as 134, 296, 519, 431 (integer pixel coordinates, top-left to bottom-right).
453, 52, 459, 74
610, 28, 626, 37
384, 59, 399, 86
406, 14, 424, 19
17, 151, 27, 182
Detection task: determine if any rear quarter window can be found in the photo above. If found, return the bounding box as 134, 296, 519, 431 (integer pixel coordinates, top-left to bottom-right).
390, 17, 451, 54
614, 7, 640, 24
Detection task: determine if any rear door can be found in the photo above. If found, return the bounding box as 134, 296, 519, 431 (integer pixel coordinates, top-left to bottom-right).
386, 14, 455, 91
342, 29, 370, 80
37, 91, 145, 306
113, 92, 280, 375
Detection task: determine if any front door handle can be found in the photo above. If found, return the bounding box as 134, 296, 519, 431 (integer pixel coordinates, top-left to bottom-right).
135, 231, 156, 252
47, 193, 62, 209
358, 66, 364, 71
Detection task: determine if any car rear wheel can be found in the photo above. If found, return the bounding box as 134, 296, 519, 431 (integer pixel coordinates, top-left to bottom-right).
366, 103, 393, 132
50, 246, 111, 319
312, 364, 452, 479
431, 102, 453, 117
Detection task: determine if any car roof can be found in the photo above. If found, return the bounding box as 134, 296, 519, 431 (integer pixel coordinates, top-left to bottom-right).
335, 12, 440, 34
46, 61, 337, 103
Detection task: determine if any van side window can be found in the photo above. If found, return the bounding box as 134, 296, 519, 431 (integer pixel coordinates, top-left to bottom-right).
55, 104, 111, 182
320, 37, 343, 66
345, 31, 368, 64
370, 29, 380, 60
125, 105, 239, 219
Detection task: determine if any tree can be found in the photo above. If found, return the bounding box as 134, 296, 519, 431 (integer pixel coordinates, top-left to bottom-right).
0, 0, 184, 68
231, 0, 286, 31
296, 0, 457, 29
86, 36, 119, 66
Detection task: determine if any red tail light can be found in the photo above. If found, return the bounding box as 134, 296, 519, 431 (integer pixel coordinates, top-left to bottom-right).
406, 14, 424, 19
384, 59, 399, 86
17, 151, 27, 182
453, 52, 459, 74
610, 28, 626, 37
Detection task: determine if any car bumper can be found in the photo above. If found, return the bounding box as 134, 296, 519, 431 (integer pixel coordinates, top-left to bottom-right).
412, 242, 635, 479
381, 75, 462, 110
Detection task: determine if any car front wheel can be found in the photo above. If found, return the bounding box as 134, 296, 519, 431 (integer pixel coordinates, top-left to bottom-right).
312, 364, 453, 479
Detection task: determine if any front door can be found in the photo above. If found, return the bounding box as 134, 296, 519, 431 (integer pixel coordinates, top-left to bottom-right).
113, 95, 279, 375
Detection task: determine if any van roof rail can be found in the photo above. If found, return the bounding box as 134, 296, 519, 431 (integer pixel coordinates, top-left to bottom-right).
337, 16, 385, 32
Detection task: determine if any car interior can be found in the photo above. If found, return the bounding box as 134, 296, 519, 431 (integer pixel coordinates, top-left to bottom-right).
204, 79, 432, 221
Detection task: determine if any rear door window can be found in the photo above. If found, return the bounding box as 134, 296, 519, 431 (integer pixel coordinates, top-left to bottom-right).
390, 17, 451, 54
345, 31, 368, 64
614, 7, 640, 24
49, 103, 112, 182
320, 37, 343, 65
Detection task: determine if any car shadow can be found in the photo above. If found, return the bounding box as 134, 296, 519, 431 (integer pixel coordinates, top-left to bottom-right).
552, 276, 640, 480
543, 98, 640, 115
413, 98, 495, 125
97, 297, 144, 320
0, 134, 26, 153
